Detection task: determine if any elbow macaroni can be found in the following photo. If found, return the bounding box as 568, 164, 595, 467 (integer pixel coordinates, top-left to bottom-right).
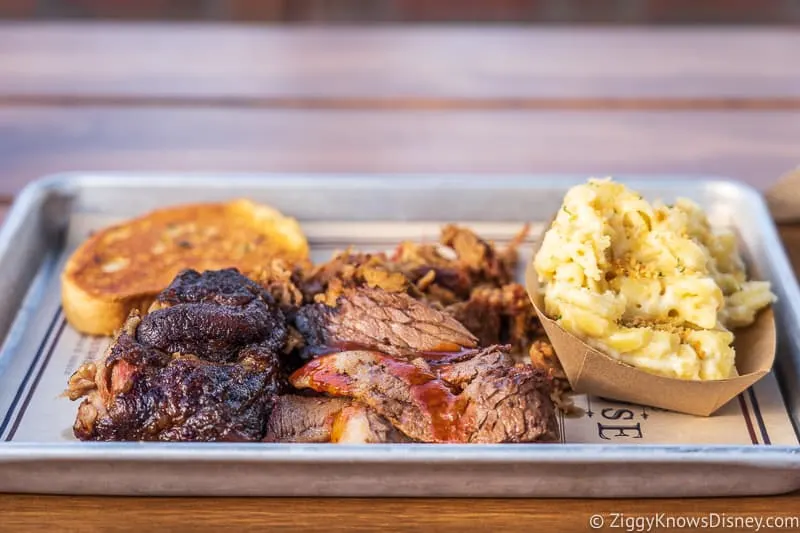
533, 178, 775, 380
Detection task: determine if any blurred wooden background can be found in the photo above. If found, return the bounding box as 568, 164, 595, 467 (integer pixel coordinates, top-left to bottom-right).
1, 0, 799, 24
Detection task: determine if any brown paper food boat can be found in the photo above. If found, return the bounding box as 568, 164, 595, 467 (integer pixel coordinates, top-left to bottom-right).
525, 230, 776, 417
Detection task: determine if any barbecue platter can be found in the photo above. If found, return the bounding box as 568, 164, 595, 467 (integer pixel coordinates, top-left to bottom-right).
64, 201, 561, 443
62, 178, 775, 444
0, 173, 796, 497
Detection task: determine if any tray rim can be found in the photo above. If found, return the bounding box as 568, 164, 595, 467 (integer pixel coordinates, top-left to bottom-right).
0, 170, 774, 249
4, 169, 772, 197
1, 172, 798, 467
0, 442, 799, 466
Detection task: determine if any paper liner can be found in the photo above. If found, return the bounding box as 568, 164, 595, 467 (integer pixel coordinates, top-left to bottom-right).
525, 225, 776, 417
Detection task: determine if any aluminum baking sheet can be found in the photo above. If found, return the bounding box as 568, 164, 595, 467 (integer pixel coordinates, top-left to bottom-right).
0, 173, 798, 497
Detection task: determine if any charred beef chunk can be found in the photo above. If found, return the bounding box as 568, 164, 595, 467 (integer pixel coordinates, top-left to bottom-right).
150, 268, 272, 309
137, 300, 285, 363
68, 313, 283, 441
136, 268, 288, 362
295, 287, 478, 359
264, 395, 410, 443
68, 269, 291, 442
290, 347, 559, 443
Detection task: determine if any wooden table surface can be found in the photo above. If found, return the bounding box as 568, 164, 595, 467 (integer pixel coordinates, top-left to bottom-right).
0, 23, 798, 532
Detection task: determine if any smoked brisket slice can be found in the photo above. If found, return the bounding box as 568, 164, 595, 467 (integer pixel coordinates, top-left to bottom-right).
295, 287, 478, 359
264, 395, 411, 443
289, 346, 559, 443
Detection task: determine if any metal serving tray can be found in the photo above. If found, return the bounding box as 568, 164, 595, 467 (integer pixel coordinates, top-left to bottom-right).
0, 173, 798, 498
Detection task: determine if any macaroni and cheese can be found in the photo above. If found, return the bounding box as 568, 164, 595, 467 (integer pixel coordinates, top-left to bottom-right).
533, 178, 775, 380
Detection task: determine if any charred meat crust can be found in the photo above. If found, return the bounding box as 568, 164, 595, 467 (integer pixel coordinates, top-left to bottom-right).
152, 268, 275, 309
92, 356, 279, 442
137, 300, 287, 363
71, 269, 290, 441
295, 288, 478, 359
73, 323, 284, 442
136, 268, 288, 363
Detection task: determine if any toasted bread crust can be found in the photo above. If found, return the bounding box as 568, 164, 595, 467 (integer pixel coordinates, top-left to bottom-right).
61, 277, 154, 336
62, 199, 308, 335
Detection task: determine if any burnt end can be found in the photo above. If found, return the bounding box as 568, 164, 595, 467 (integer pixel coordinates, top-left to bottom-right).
73, 269, 293, 442
137, 269, 288, 362
156, 268, 271, 308
294, 288, 478, 359
92, 357, 278, 442
136, 300, 287, 363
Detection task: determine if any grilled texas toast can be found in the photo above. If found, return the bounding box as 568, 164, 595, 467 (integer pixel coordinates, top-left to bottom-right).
61, 199, 309, 335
